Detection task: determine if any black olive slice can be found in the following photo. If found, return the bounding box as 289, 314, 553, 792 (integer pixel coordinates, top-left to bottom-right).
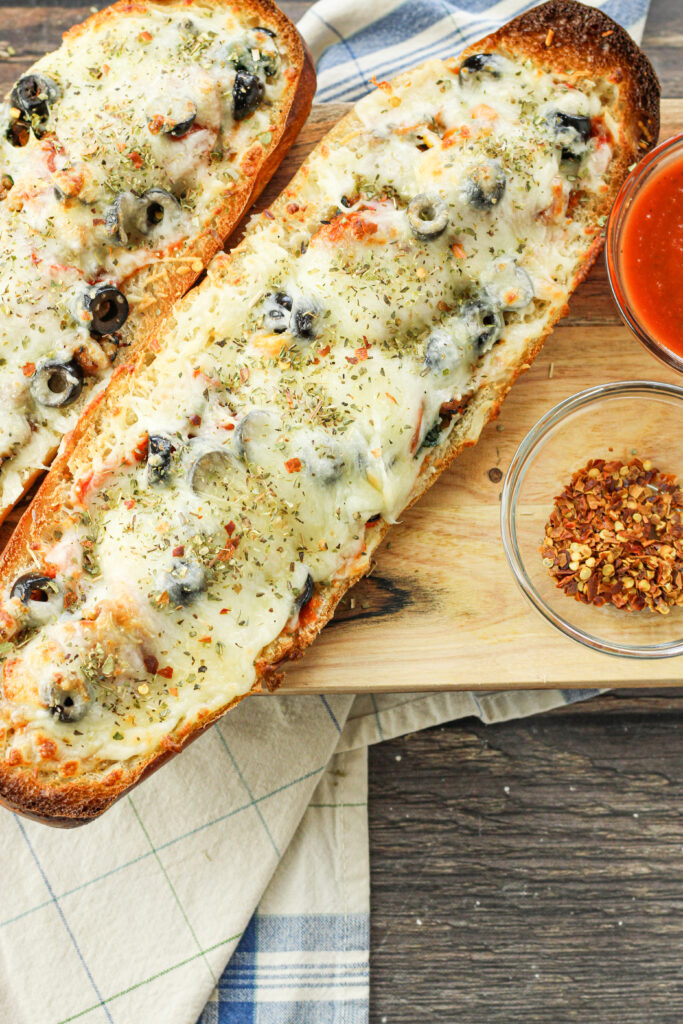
30, 360, 84, 408
233, 71, 265, 120
291, 298, 319, 341
39, 679, 89, 723
85, 285, 129, 335
106, 189, 180, 245
142, 188, 181, 229
234, 410, 276, 461
263, 292, 293, 334
254, 25, 277, 37
459, 53, 505, 83
302, 437, 345, 484
187, 448, 235, 495
424, 330, 462, 375
462, 159, 506, 210
11, 573, 58, 605
546, 110, 592, 160
461, 297, 505, 354
147, 434, 175, 485
407, 193, 449, 240
293, 573, 314, 614
166, 109, 197, 138
161, 559, 206, 606
11, 74, 59, 117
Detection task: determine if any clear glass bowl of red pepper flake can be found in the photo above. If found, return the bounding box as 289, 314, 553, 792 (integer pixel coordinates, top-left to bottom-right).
501, 380, 683, 658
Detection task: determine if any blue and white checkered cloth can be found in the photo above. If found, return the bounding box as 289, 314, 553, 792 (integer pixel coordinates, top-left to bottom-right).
0, 4, 649, 1024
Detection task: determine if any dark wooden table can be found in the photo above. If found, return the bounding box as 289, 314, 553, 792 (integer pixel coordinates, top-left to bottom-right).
2, 2, 682, 1021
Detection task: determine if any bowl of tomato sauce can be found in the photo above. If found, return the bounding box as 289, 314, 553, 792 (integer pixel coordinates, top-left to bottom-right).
606, 133, 683, 372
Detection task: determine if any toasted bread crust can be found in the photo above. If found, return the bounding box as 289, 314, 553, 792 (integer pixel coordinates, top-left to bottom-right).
0, 0, 660, 825
0, 0, 315, 527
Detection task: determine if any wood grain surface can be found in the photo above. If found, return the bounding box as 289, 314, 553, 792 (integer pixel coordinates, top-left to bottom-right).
2, 5, 683, 1023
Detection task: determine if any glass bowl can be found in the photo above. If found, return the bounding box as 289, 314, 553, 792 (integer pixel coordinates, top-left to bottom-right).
605, 132, 683, 374
500, 381, 683, 659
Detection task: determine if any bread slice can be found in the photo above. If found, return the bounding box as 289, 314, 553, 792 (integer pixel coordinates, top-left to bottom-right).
0, 0, 315, 521
0, 0, 659, 825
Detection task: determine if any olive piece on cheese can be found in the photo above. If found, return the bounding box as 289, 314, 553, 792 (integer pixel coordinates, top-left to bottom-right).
10, 73, 60, 133
407, 194, 449, 240
484, 259, 534, 312
147, 434, 175, 485
424, 330, 463, 376
234, 409, 276, 461
39, 679, 90, 724
461, 297, 505, 355
30, 360, 84, 408
263, 291, 293, 334
459, 53, 504, 82
187, 448, 235, 495
302, 437, 346, 484
84, 285, 129, 336
11, 573, 59, 606
164, 103, 197, 139
546, 110, 592, 160
291, 298, 320, 341
142, 188, 181, 230
462, 160, 506, 210
233, 71, 265, 120
107, 189, 180, 245
293, 573, 315, 614
161, 559, 207, 606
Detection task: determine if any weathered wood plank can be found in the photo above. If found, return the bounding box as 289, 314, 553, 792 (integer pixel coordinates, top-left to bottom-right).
369, 705, 683, 1023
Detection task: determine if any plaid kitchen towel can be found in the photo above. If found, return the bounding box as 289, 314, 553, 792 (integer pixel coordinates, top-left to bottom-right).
0, 2, 648, 1024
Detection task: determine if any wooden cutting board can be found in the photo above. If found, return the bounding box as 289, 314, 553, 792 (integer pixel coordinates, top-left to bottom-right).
267, 100, 683, 692
2, 101, 682, 692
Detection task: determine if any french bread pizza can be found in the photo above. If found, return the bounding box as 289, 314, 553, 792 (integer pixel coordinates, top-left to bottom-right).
0, 0, 314, 521
0, 0, 659, 824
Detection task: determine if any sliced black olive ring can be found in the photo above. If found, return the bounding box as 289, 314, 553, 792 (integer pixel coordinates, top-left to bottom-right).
30, 360, 84, 408
233, 71, 265, 120
8, 73, 60, 142
546, 110, 592, 161
84, 285, 129, 336
147, 434, 175, 485
106, 189, 180, 245
39, 678, 90, 723
424, 329, 463, 376
187, 448, 236, 494
10, 573, 60, 606
263, 291, 293, 334
165, 102, 197, 138
301, 439, 346, 484
407, 193, 449, 240
291, 298, 320, 341
461, 297, 505, 354
462, 160, 506, 210
293, 573, 315, 614
459, 53, 504, 83
234, 409, 277, 461
161, 559, 207, 606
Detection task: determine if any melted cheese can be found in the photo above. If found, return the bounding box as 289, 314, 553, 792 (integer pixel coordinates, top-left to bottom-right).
0, 52, 618, 774
0, 2, 291, 509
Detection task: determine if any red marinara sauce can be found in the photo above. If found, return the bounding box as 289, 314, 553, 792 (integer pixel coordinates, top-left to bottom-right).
619, 153, 683, 356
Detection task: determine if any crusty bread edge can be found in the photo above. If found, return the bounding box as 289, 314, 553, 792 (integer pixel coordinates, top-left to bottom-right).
0, 0, 315, 528
0, 0, 660, 825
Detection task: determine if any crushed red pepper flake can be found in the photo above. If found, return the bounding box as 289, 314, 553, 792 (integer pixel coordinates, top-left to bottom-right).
540, 458, 683, 615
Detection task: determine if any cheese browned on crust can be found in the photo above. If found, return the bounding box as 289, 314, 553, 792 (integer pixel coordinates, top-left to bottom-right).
0, 0, 314, 520
0, 1, 659, 825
